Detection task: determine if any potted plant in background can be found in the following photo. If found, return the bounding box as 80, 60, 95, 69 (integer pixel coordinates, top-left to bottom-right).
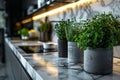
28, 29, 38, 40
65, 18, 83, 64
76, 13, 120, 74
18, 28, 29, 40
55, 20, 68, 57
38, 17, 51, 42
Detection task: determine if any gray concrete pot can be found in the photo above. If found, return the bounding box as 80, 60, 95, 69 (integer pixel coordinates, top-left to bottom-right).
84, 48, 113, 74
58, 39, 68, 58
68, 42, 83, 64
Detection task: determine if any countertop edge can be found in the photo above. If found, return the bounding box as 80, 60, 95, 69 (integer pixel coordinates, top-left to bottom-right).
5, 38, 44, 80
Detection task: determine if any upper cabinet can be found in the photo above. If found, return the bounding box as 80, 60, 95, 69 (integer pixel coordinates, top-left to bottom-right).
26, 0, 79, 15
21, 0, 38, 18
21, 0, 80, 24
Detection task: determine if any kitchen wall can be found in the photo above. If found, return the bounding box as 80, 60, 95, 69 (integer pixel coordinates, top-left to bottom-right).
0, 0, 5, 29
33, 0, 120, 42
0, 11, 5, 29
0, 0, 4, 10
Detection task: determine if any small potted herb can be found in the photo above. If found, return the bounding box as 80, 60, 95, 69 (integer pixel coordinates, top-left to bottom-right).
65, 18, 83, 64
75, 13, 120, 74
18, 28, 29, 40
37, 18, 51, 42
55, 20, 68, 57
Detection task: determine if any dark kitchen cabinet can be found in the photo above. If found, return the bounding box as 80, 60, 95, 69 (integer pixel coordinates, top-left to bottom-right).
5, 40, 32, 80
0, 28, 5, 63
20, 0, 69, 23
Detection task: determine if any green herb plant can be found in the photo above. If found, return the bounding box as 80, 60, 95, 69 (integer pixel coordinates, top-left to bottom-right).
18, 28, 29, 36
55, 20, 67, 40
37, 20, 51, 33
75, 13, 120, 50
65, 18, 82, 42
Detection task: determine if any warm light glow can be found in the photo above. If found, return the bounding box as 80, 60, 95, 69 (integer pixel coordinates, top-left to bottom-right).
32, 0, 97, 20
33, 54, 58, 76
16, 22, 21, 27
21, 18, 32, 24
46, 63, 58, 76
33, 54, 41, 60
39, 60, 58, 76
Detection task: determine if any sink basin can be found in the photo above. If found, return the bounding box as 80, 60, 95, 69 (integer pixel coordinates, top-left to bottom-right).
43, 42, 57, 50
18, 45, 57, 54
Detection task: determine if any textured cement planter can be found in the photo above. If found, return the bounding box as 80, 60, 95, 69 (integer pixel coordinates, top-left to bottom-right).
68, 42, 83, 64
58, 39, 68, 57
84, 48, 113, 74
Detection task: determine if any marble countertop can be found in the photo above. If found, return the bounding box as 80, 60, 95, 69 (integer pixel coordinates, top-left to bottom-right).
5, 38, 120, 80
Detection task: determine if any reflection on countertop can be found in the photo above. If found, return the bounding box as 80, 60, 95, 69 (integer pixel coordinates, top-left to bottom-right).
6, 38, 120, 80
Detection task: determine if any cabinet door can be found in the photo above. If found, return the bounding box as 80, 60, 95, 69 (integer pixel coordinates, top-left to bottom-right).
0, 28, 5, 63
21, 68, 32, 80
5, 41, 32, 80
5, 42, 15, 80
10, 49, 32, 80
10, 50, 21, 80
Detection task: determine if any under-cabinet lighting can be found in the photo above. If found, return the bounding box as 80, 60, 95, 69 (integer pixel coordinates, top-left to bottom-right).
16, 22, 21, 27
21, 18, 32, 24
32, 0, 97, 20
22, 0, 96, 23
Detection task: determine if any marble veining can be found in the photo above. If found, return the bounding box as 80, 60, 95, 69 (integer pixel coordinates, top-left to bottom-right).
5, 38, 120, 80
